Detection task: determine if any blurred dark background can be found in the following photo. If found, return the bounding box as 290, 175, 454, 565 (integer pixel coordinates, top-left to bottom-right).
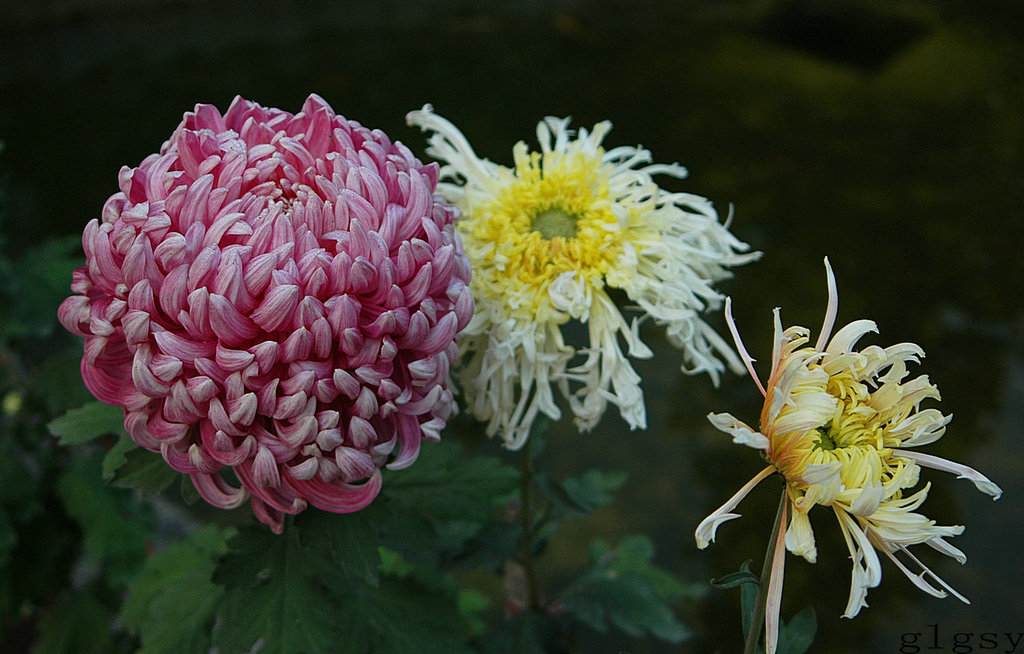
1, 1, 1022, 652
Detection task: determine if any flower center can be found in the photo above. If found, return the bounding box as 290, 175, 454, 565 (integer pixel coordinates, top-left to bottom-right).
530, 207, 579, 240
811, 383, 880, 455
813, 425, 839, 451
458, 147, 638, 318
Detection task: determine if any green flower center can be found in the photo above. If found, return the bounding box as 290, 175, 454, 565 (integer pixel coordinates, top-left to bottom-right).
531, 207, 579, 239
812, 425, 839, 451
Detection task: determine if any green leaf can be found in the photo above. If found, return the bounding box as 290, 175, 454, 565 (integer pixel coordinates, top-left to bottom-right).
740, 563, 758, 637
328, 576, 475, 654
712, 560, 759, 634
31, 589, 117, 654
710, 560, 759, 590
101, 433, 138, 481
560, 535, 691, 643
211, 526, 346, 654
5, 235, 83, 341
382, 440, 519, 521
375, 439, 519, 566
47, 401, 124, 445
445, 519, 522, 571
457, 588, 491, 635
34, 347, 93, 414
777, 606, 817, 654
212, 521, 473, 654
121, 525, 233, 654
180, 474, 201, 505
55, 454, 151, 582
105, 440, 179, 496
297, 509, 381, 586
535, 469, 628, 520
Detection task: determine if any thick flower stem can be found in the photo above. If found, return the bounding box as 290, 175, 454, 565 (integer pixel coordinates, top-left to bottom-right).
519, 436, 543, 612
744, 489, 788, 654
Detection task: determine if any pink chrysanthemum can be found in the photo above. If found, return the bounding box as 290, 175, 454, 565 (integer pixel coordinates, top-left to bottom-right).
59, 95, 473, 532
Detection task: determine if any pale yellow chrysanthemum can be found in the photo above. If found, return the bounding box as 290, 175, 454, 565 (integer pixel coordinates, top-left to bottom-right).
695, 258, 1002, 654
407, 106, 759, 449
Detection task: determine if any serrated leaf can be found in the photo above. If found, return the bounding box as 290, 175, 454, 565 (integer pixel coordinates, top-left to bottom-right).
105, 440, 179, 496
121, 525, 233, 654
101, 433, 138, 481
212, 520, 474, 654
47, 401, 124, 445
211, 526, 345, 654
297, 509, 381, 585
375, 440, 520, 566
607, 535, 696, 599
382, 440, 519, 521
559, 535, 690, 644
777, 606, 817, 654
55, 454, 151, 582
536, 469, 628, 520
447, 520, 522, 571
6, 235, 83, 341
329, 576, 475, 654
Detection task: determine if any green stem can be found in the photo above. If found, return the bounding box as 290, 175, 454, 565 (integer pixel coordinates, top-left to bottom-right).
744, 489, 788, 654
519, 436, 543, 611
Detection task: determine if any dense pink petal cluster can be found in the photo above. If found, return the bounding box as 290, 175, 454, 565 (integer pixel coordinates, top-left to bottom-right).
59, 95, 473, 532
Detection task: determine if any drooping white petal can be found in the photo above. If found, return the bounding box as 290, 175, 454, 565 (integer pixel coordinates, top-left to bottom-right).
836, 510, 882, 618
695, 465, 775, 549
784, 506, 818, 563
926, 536, 967, 565
885, 542, 970, 604
707, 412, 769, 450
848, 481, 886, 517
875, 545, 950, 599
894, 449, 1003, 499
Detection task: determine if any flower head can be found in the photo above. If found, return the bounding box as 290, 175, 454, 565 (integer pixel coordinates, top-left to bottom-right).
407, 106, 758, 449
59, 95, 473, 532
695, 258, 1001, 653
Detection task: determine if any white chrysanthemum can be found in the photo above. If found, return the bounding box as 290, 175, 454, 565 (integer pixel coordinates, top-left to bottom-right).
695, 258, 1002, 654
407, 106, 759, 448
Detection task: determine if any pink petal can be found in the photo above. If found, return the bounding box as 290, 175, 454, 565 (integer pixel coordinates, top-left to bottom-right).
251, 284, 300, 331
190, 471, 248, 509
209, 293, 259, 345
284, 469, 382, 513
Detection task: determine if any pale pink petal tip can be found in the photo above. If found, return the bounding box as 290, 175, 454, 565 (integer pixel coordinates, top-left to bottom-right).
60, 95, 474, 531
